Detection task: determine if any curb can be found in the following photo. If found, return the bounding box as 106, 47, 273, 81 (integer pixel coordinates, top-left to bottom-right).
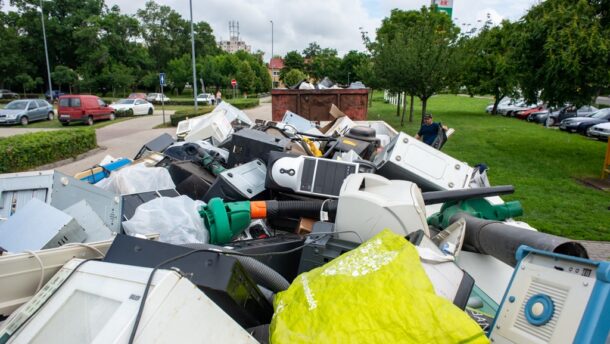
29, 146, 107, 171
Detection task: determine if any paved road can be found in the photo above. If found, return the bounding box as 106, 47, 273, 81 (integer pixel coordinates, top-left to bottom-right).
56, 114, 175, 175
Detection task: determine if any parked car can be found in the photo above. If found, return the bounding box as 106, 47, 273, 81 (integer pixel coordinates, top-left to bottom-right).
128, 93, 147, 100
560, 108, 610, 134
500, 101, 538, 117
58, 95, 115, 126
587, 122, 610, 141
0, 99, 54, 125
0, 89, 20, 99
514, 105, 546, 120
196, 93, 215, 105
110, 98, 154, 116
545, 105, 598, 127
146, 93, 170, 103
44, 90, 65, 101
485, 97, 512, 114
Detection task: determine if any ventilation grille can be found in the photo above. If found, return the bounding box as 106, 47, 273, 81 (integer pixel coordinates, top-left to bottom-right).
513, 280, 568, 342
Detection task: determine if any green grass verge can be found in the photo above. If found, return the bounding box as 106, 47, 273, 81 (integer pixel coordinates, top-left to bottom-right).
24, 117, 133, 129
371, 93, 610, 240
0, 129, 97, 173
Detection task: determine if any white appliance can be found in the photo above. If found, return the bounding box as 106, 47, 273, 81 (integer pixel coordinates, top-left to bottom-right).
374, 132, 474, 191
176, 110, 233, 145
1, 259, 258, 344
334, 173, 430, 239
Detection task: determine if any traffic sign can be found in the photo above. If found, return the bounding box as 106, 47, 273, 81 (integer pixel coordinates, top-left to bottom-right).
159, 72, 165, 86
231, 79, 237, 87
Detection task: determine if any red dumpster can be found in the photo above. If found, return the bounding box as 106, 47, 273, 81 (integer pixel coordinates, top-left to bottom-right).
271, 88, 369, 121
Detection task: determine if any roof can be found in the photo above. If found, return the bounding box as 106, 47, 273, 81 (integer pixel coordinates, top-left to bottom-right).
269, 57, 284, 70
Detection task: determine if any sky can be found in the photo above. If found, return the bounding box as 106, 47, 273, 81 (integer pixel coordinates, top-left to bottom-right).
6, 0, 539, 61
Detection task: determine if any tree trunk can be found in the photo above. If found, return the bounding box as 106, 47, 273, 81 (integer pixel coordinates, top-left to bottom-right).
369, 88, 373, 107
421, 97, 428, 124
396, 92, 401, 117
400, 92, 407, 126
22, 86, 26, 98
409, 95, 414, 122
492, 93, 503, 115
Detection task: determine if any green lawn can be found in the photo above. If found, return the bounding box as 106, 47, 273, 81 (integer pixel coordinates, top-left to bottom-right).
25, 117, 132, 129
370, 93, 610, 241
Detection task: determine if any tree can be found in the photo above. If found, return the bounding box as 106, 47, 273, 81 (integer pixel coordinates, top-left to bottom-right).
512, 0, 610, 106
307, 48, 341, 82
167, 54, 192, 94
15, 74, 41, 96
302, 42, 321, 59
460, 21, 518, 114
280, 51, 305, 82
283, 69, 307, 87
52, 66, 78, 93
236, 62, 257, 95
337, 50, 368, 85
372, 7, 460, 121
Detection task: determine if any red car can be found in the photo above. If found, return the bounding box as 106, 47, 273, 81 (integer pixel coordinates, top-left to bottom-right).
515, 105, 546, 120
128, 93, 147, 100
58, 95, 115, 126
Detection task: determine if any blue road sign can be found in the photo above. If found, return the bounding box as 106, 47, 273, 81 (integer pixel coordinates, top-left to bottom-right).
159, 73, 165, 86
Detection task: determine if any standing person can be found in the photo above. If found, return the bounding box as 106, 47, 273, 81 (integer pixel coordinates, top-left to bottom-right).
415, 113, 448, 149
215, 90, 222, 104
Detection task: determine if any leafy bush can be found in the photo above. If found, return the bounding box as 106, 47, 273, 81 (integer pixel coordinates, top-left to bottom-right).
226, 98, 259, 109
0, 129, 97, 173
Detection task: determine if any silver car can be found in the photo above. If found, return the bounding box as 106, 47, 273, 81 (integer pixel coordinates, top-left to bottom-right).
0, 99, 54, 125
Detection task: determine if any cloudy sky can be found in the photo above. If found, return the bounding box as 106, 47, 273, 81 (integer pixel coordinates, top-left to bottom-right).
10, 0, 539, 60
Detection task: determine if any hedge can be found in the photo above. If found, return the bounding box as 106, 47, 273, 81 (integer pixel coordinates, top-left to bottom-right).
170, 107, 214, 126
0, 129, 97, 173
227, 98, 259, 109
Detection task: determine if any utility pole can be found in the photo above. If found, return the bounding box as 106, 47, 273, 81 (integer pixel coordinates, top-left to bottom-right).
189, 0, 198, 111
40, 0, 53, 101
270, 20, 274, 90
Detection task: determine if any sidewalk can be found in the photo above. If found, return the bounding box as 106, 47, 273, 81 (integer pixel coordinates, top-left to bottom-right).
56, 114, 174, 175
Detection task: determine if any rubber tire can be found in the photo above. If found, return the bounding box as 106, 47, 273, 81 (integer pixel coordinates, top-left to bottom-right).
148, 107, 153, 115
127, 109, 134, 116
109, 112, 115, 121
86, 116, 94, 126
545, 117, 555, 127
20, 116, 29, 126
47, 112, 54, 121
61, 122, 69, 126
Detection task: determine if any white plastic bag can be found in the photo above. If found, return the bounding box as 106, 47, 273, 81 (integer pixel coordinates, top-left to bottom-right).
122, 196, 209, 244
96, 163, 175, 195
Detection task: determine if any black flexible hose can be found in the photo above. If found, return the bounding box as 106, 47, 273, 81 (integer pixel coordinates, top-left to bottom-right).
265, 200, 338, 221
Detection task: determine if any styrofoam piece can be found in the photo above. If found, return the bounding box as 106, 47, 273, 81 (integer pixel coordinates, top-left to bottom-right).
0, 170, 122, 232
0, 234, 158, 318
1, 259, 258, 343
63, 200, 113, 242
373, 132, 474, 191
0, 199, 86, 253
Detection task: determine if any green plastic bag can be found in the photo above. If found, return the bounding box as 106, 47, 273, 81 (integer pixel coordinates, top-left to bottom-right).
270, 230, 488, 343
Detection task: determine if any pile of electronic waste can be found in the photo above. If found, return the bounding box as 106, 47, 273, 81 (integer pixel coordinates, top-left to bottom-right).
0, 102, 608, 343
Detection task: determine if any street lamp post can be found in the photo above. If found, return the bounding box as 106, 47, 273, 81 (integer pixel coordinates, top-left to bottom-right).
270, 20, 274, 90
189, 0, 198, 111
40, 0, 53, 101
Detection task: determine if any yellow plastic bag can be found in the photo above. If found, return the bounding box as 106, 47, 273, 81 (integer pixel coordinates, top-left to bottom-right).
270, 230, 488, 344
